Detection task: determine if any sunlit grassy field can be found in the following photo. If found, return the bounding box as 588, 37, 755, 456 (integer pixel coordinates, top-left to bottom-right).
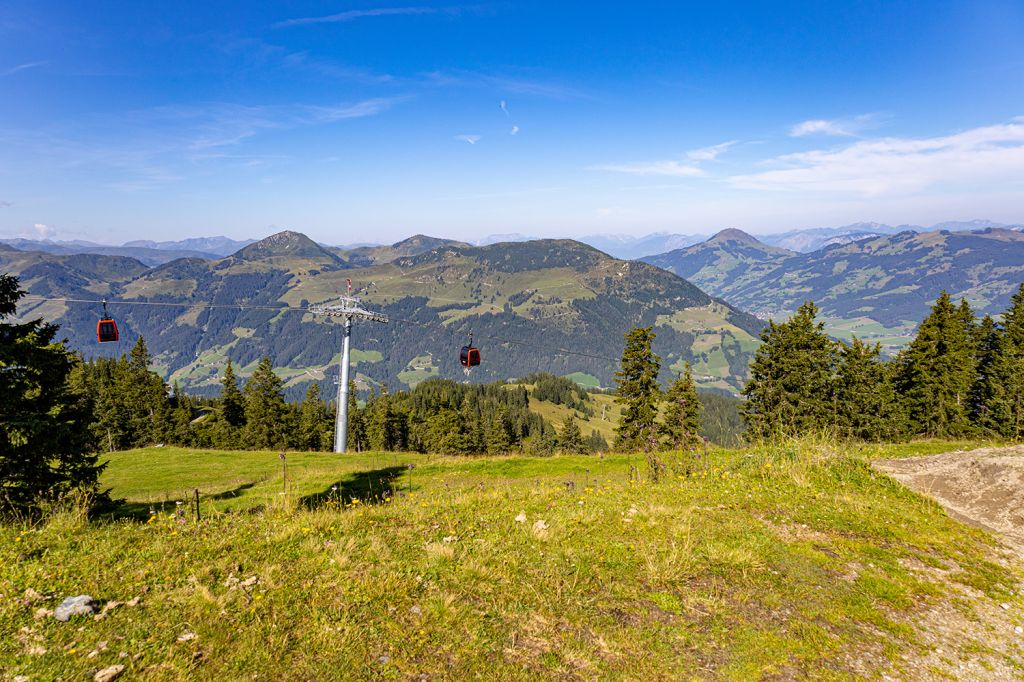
2, 440, 1021, 679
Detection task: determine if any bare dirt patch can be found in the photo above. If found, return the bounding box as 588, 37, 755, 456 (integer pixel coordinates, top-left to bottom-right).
874, 446, 1024, 680
874, 445, 1024, 555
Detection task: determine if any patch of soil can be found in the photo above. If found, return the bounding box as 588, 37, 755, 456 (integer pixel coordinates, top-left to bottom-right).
875, 445, 1024, 555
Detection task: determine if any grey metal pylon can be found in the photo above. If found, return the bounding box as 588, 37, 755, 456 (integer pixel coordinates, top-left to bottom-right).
309, 294, 388, 453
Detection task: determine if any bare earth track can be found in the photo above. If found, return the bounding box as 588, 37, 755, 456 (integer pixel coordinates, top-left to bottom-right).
875, 445, 1024, 555
874, 446, 1024, 680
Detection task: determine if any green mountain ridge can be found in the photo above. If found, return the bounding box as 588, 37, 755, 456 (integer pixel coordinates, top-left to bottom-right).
643, 227, 1024, 348
4, 232, 763, 398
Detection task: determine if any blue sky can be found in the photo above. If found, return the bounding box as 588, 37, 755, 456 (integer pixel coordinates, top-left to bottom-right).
1, 1, 1023, 245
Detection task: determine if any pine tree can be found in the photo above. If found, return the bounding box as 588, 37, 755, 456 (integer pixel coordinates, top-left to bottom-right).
660, 363, 702, 449
614, 326, 661, 450
242, 357, 290, 449
220, 359, 245, 428
993, 285, 1024, 438
558, 415, 588, 454
346, 380, 365, 452
0, 274, 103, 512
587, 429, 609, 453
896, 292, 976, 437
742, 301, 838, 439
298, 383, 331, 451
969, 315, 1005, 434
835, 337, 905, 441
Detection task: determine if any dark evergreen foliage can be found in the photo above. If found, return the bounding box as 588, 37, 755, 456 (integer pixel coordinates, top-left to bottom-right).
614, 326, 661, 450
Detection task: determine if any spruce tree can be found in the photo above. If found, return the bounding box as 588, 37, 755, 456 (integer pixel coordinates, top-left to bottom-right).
558, 415, 588, 454
835, 337, 905, 441
660, 363, 702, 449
220, 359, 245, 428
0, 274, 103, 512
298, 382, 331, 451
614, 326, 661, 450
587, 429, 609, 453
742, 301, 838, 439
242, 357, 290, 449
993, 285, 1024, 438
896, 292, 976, 437
969, 315, 1006, 434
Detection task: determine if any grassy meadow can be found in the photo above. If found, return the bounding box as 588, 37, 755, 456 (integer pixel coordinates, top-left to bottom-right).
2, 440, 1022, 679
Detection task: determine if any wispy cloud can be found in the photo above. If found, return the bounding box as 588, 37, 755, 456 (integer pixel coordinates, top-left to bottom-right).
732, 119, 1024, 196
32, 223, 56, 239
590, 140, 736, 177
0, 200, 12, 208
455, 134, 481, 145
510, 125, 520, 135
276, 6, 441, 28
789, 114, 883, 137
2, 60, 48, 76
423, 70, 585, 100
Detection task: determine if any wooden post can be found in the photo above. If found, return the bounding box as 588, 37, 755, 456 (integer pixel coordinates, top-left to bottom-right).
194, 488, 200, 523
280, 452, 287, 495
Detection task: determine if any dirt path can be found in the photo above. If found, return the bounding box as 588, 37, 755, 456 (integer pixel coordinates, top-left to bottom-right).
874, 445, 1024, 555
873, 446, 1024, 680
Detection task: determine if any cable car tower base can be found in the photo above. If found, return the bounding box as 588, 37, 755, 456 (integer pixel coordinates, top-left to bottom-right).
309, 295, 388, 453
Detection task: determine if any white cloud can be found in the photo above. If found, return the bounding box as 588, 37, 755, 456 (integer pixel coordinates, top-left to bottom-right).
591, 140, 735, 177
590, 160, 703, 177
686, 140, 737, 161
0, 200, 12, 208
510, 125, 520, 135
455, 134, 481, 145
732, 119, 1024, 196
32, 223, 56, 239
789, 114, 882, 137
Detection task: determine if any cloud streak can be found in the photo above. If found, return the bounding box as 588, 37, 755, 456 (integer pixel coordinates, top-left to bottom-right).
276, 6, 439, 28
590, 140, 736, 177
789, 114, 883, 137
732, 119, 1024, 196
455, 134, 481, 145
2, 60, 48, 76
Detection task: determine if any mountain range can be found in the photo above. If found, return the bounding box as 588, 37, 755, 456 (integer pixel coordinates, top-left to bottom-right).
642, 226, 1024, 350
3, 232, 763, 399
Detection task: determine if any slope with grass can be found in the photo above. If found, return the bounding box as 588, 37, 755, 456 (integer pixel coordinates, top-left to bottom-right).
2, 441, 1022, 680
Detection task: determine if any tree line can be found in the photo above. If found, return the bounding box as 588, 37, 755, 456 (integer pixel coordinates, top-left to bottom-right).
740, 285, 1024, 440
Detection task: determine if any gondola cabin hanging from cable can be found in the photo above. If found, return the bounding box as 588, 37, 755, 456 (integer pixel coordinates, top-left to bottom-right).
96, 300, 119, 343
460, 333, 480, 368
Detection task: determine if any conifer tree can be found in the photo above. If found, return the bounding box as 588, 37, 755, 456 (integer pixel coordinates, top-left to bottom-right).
346, 380, 365, 451
969, 315, 1006, 434
896, 292, 976, 437
298, 382, 331, 451
0, 274, 102, 512
835, 337, 905, 441
558, 415, 588, 454
993, 285, 1024, 438
220, 359, 245, 428
242, 357, 290, 449
660, 363, 702, 449
614, 326, 661, 450
742, 301, 838, 439
587, 429, 609, 453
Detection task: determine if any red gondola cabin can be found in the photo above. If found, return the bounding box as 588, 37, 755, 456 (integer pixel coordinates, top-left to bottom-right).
460, 344, 480, 367
97, 318, 119, 343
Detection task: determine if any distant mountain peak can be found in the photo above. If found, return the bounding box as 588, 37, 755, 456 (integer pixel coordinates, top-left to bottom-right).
232, 230, 340, 263
708, 228, 761, 245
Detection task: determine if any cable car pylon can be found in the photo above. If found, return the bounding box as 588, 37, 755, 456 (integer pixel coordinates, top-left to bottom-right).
309, 282, 388, 453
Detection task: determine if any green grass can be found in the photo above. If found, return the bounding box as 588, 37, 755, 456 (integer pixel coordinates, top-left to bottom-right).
2, 440, 1021, 679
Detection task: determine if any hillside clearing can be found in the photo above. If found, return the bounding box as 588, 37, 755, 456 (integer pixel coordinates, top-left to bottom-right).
2, 442, 1022, 680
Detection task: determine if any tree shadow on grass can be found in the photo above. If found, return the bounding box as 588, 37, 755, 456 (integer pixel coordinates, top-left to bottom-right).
300, 466, 407, 510
103, 481, 265, 522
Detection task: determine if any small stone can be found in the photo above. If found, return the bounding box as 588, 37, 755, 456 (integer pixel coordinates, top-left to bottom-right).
410, 605, 422, 615
514, 512, 527, 523
176, 631, 197, 643
94, 664, 125, 682
379, 655, 391, 664
240, 576, 259, 588
1015, 626, 1023, 634
532, 519, 549, 533
1001, 602, 1011, 610
23, 587, 43, 603
442, 535, 456, 544
14, 676, 29, 682
54, 595, 95, 622
33, 607, 53, 620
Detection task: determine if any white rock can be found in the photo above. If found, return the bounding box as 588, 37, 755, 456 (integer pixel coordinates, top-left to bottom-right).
94, 664, 125, 682
514, 512, 527, 523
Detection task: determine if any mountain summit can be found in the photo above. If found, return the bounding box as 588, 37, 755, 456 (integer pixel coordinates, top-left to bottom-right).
232, 230, 341, 264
